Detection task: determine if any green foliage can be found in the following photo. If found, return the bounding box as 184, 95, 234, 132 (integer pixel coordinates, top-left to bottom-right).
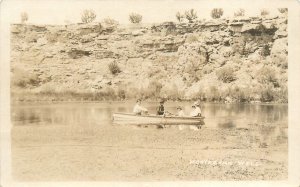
216, 66, 236, 83
184, 9, 198, 23
211, 8, 224, 19
81, 9, 96, 23
234, 9, 245, 17
129, 13, 142, 24
108, 62, 121, 75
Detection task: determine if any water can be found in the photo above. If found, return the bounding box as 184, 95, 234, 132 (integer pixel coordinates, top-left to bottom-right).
11, 101, 288, 128
11, 101, 288, 180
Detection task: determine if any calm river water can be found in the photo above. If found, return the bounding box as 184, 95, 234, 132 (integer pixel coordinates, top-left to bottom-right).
11, 101, 288, 180
11, 101, 288, 129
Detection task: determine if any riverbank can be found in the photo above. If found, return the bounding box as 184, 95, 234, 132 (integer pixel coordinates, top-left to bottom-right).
11, 90, 288, 104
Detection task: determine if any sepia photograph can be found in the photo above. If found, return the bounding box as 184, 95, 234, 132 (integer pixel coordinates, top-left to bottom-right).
1, 0, 300, 186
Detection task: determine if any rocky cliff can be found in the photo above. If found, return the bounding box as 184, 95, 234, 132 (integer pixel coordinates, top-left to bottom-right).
10, 15, 288, 102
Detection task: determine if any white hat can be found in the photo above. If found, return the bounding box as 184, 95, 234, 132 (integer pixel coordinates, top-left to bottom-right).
193, 101, 200, 106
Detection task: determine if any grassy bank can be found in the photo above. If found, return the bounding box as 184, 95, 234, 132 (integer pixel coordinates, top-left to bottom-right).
11, 84, 288, 103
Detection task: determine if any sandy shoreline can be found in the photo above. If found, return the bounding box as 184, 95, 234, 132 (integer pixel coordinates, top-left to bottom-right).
12, 123, 287, 181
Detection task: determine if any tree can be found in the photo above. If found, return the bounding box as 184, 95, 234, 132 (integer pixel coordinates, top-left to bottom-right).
129, 13, 142, 24
211, 8, 224, 19
176, 12, 185, 22
81, 9, 96, 23
234, 9, 245, 17
184, 9, 198, 23
260, 9, 269, 17
21, 12, 28, 24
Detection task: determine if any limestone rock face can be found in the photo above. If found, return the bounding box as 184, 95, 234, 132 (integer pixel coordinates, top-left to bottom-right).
10, 15, 288, 102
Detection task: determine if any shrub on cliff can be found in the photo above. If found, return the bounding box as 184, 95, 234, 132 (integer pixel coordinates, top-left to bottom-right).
176, 12, 185, 22
234, 9, 245, 17
256, 66, 279, 87
184, 9, 198, 23
108, 62, 121, 75
103, 17, 119, 28
260, 45, 271, 56
11, 68, 40, 88
185, 34, 199, 43
81, 9, 96, 23
260, 9, 269, 17
21, 12, 28, 24
216, 66, 236, 83
260, 86, 274, 102
211, 8, 224, 19
208, 86, 221, 102
142, 80, 163, 99
278, 8, 288, 14
129, 13, 142, 24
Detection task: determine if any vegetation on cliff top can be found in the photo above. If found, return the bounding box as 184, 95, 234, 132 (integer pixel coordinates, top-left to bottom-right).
12, 9, 288, 103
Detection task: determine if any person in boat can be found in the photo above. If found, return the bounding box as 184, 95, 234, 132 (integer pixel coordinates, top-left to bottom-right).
133, 99, 148, 115
176, 106, 185, 117
157, 100, 165, 115
190, 101, 202, 117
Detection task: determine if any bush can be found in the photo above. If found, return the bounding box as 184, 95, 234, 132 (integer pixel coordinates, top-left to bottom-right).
278, 8, 288, 14
256, 66, 278, 86
185, 33, 199, 43
129, 13, 142, 24
260, 86, 274, 102
103, 17, 119, 27
207, 86, 221, 102
11, 68, 40, 88
184, 9, 198, 23
81, 9, 96, 23
142, 80, 162, 99
231, 86, 248, 102
21, 12, 28, 24
260, 9, 269, 17
176, 12, 185, 22
108, 62, 121, 75
234, 9, 245, 17
117, 88, 126, 100
161, 83, 183, 100
260, 45, 271, 56
216, 66, 236, 83
211, 8, 224, 19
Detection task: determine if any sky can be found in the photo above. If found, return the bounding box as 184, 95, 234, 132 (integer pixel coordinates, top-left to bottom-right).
1, 0, 285, 25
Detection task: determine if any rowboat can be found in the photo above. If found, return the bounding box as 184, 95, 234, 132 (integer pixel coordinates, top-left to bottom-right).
112, 112, 205, 125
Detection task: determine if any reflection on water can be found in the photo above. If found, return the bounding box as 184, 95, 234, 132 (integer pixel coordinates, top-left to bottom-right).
11, 102, 288, 127
11, 102, 288, 148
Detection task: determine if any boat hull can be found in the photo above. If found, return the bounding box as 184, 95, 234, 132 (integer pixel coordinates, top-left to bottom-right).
112, 113, 204, 125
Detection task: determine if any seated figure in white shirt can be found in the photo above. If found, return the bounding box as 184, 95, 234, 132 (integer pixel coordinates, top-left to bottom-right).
133, 99, 148, 115
189, 102, 202, 117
